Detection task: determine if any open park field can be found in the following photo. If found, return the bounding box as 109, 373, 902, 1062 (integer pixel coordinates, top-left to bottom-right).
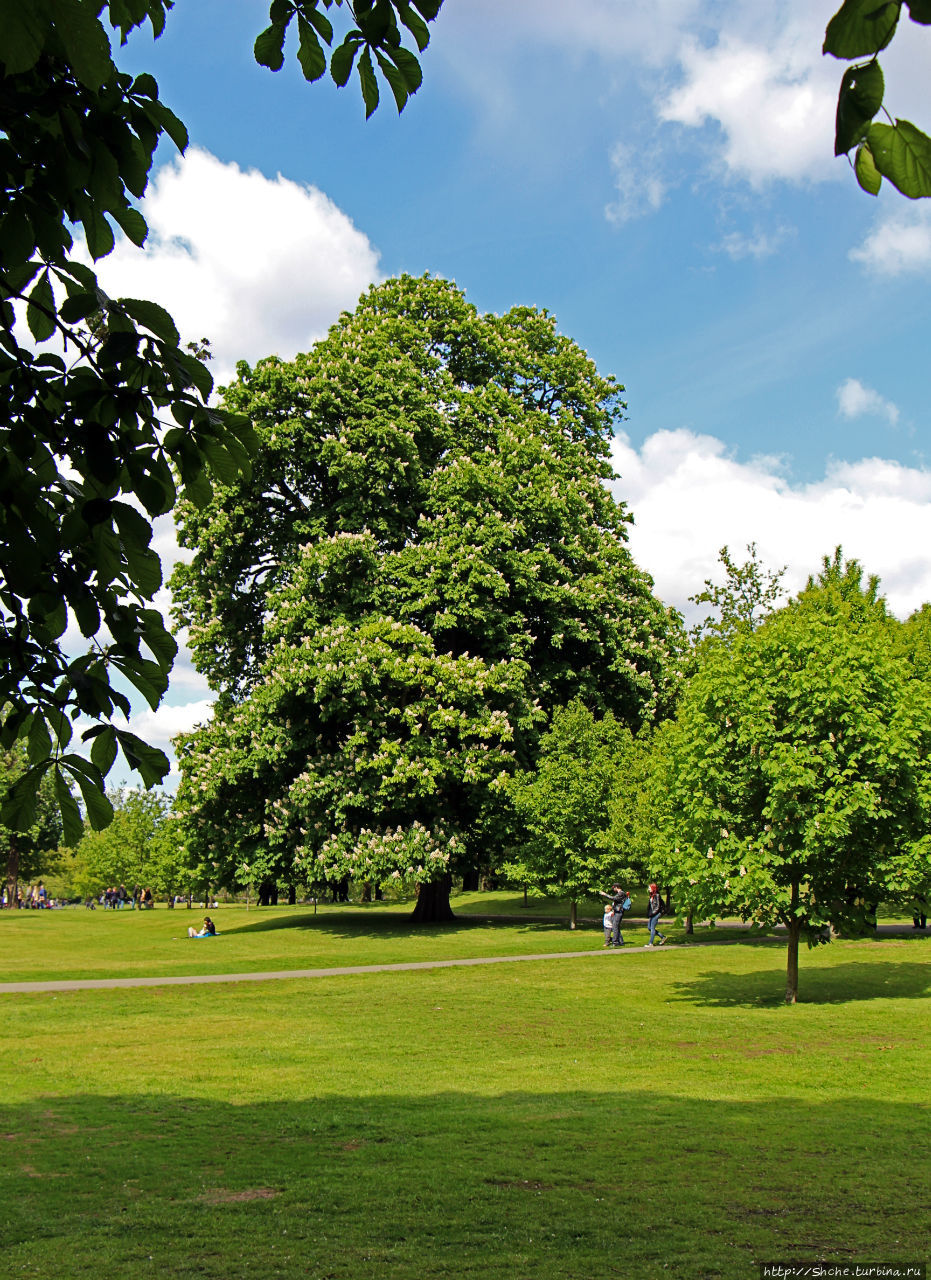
1, 902, 928, 1279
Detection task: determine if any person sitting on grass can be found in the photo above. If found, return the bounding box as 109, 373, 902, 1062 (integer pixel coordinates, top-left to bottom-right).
187, 916, 217, 938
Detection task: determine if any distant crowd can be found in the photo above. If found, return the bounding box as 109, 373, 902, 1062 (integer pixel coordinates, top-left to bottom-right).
1, 882, 56, 909
84, 885, 155, 910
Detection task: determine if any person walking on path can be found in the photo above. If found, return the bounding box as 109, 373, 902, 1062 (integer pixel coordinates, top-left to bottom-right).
646, 882, 667, 947
598, 884, 630, 947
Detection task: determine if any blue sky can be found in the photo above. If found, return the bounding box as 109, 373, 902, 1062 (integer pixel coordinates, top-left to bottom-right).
90, 0, 931, 778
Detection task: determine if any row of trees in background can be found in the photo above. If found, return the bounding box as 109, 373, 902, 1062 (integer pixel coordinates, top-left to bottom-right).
4, 265, 929, 1002
5, 544, 930, 1000
1, 771, 194, 905
510, 549, 931, 1001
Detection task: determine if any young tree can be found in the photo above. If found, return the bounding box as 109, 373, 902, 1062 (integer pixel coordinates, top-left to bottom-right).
506, 701, 636, 928
688, 544, 785, 646
173, 275, 682, 919
1, 742, 63, 905
69, 786, 179, 899
653, 553, 931, 1003
1, 0, 443, 840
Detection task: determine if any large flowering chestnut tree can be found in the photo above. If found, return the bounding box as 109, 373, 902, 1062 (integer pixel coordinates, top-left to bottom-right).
172, 275, 681, 918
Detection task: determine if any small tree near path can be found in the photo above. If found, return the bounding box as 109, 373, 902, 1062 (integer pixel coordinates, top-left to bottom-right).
506, 701, 636, 929
653, 553, 931, 1003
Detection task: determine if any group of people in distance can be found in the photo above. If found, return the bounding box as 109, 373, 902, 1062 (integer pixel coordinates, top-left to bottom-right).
1, 882, 50, 909
90, 885, 155, 910
598, 882, 668, 949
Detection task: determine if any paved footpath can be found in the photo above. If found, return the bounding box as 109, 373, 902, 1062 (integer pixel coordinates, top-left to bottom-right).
0, 924, 923, 995
0, 945, 659, 994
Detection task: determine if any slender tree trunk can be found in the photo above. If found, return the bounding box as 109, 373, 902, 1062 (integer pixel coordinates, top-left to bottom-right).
569, 899, 578, 930
288, 883, 296, 906
410, 874, 455, 923
785, 880, 801, 1005
684, 912, 693, 935
5, 834, 20, 909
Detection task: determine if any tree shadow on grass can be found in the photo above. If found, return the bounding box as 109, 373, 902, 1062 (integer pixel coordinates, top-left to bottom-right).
1, 1090, 926, 1280
222, 908, 579, 943
670, 958, 931, 1008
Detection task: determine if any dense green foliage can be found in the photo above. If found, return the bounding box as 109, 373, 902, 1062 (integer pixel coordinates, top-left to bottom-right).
506, 700, 636, 922
0, 0, 442, 840
172, 275, 682, 910
825, 0, 931, 197
651, 554, 931, 1000
63, 786, 188, 901
1, 740, 63, 901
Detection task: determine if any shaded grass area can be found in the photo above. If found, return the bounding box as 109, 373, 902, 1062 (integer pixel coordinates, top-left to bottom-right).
1, 941, 929, 1278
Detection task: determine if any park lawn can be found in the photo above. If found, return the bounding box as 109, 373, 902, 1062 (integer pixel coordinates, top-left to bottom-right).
0, 897, 647, 984
0, 926, 928, 1280
2, 894, 916, 985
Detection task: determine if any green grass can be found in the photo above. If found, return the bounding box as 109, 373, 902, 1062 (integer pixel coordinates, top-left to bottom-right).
0, 895, 642, 984
0, 909, 928, 1279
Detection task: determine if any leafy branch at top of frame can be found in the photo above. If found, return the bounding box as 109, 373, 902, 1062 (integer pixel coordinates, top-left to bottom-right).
824, 0, 931, 197
254, 0, 443, 118
1, 0, 443, 838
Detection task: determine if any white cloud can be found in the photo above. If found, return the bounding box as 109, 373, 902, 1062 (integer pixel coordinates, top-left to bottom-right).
850, 205, 931, 276
92, 148, 381, 383
606, 142, 670, 223
716, 224, 794, 260
612, 429, 931, 621
126, 699, 214, 753
836, 378, 899, 426
437, 2, 931, 204
657, 29, 836, 188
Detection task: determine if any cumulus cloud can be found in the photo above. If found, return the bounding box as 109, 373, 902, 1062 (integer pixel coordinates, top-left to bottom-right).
657, 29, 836, 188
612, 429, 931, 621
836, 378, 899, 426
92, 148, 381, 383
849, 205, 931, 276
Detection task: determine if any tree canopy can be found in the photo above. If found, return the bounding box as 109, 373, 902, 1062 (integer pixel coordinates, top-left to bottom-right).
0, 0, 443, 842
1, 739, 63, 903
173, 274, 682, 918
506, 700, 636, 928
651, 552, 931, 1002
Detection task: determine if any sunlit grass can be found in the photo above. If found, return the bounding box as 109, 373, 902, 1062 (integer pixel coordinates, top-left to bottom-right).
0, 893, 646, 983
0, 911, 928, 1279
